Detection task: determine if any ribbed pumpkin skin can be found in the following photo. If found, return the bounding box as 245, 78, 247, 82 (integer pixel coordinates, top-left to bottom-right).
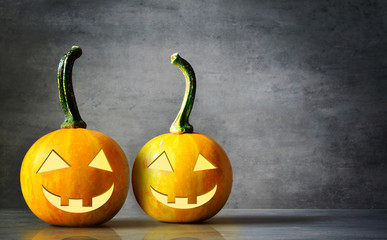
20, 128, 129, 226
132, 133, 232, 222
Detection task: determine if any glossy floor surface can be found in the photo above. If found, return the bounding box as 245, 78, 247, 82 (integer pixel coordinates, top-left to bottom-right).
1, 209, 387, 239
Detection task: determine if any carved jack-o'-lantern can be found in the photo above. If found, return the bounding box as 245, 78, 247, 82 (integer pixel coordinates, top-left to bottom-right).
20, 46, 129, 226
132, 53, 232, 223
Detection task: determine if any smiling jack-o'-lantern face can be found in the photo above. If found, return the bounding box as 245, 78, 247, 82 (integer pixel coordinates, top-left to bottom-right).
20, 46, 129, 227
148, 150, 218, 209
132, 133, 232, 222
21, 128, 129, 226
39, 148, 114, 214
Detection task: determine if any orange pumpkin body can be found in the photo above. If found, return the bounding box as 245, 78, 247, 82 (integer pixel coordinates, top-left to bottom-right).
20, 128, 129, 226
132, 133, 232, 222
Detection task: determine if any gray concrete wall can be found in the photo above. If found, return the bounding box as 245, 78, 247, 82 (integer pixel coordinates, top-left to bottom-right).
1, 0, 386, 210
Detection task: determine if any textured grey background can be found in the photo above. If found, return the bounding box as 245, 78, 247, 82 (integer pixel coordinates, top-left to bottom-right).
1, 0, 387, 210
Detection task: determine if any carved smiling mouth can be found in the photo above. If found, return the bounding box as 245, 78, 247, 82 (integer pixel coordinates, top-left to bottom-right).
150, 185, 217, 209
42, 184, 114, 213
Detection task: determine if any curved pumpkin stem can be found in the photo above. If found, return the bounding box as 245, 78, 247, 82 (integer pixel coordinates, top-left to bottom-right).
57, 46, 87, 129
170, 53, 196, 134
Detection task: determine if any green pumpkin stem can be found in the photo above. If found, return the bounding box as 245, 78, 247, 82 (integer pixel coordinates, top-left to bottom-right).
170, 53, 196, 134
57, 46, 87, 129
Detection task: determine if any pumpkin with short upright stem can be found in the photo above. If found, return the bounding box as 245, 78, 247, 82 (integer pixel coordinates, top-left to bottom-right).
132, 53, 232, 223
20, 46, 129, 227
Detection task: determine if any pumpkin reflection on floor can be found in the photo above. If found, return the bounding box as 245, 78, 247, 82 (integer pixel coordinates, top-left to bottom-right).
23, 226, 121, 240
142, 224, 224, 240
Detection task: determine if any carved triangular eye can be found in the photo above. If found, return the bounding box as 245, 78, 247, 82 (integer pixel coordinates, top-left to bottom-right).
148, 152, 174, 172
194, 154, 217, 171
88, 149, 113, 172
37, 150, 70, 173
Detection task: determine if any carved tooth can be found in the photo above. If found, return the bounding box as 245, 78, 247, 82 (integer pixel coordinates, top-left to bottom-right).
167, 193, 176, 203
61, 197, 69, 206
83, 197, 92, 207
188, 196, 197, 204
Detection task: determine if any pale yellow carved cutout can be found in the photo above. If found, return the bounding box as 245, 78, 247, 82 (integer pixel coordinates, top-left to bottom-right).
193, 154, 217, 171
148, 152, 174, 172
37, 150, 70, 174
88, 149, 113, 172
42, 184, 114, 213
150, 185, 217, 209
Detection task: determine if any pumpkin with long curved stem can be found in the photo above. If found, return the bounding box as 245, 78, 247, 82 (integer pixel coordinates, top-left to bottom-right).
132, 53, 232, 223
20, 46, 129, 227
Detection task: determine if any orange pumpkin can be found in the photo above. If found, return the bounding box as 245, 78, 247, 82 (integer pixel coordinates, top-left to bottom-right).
20, 46, 129, 226
132, 53, 232, 223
